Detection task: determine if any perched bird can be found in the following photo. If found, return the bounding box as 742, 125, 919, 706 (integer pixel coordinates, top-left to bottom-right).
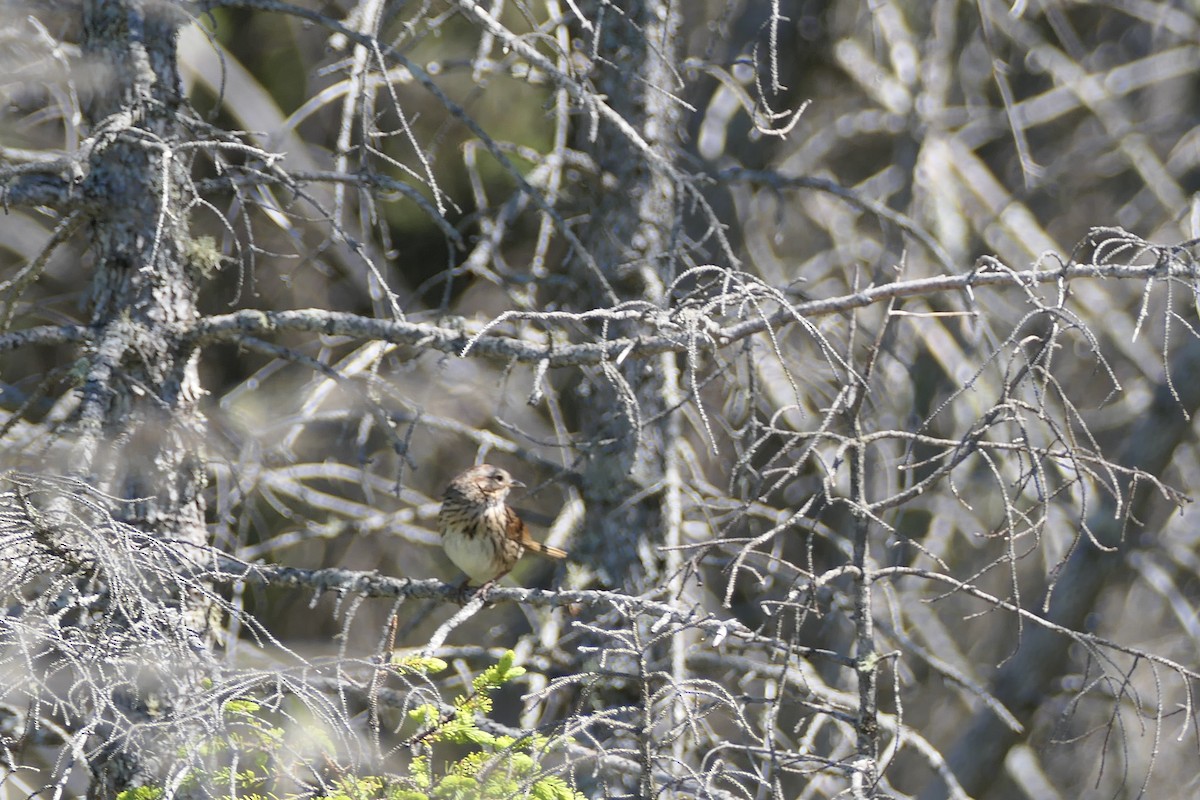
438, 464, 568, 589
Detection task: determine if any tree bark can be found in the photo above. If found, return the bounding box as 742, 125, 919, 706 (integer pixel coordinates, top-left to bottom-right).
78, 2, 211, 795
570, 0, 685, 593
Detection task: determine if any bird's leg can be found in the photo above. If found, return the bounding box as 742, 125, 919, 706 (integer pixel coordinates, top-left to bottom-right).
454, 576, 473, 604
474, 570, 511, 604
475, 579, 495, 602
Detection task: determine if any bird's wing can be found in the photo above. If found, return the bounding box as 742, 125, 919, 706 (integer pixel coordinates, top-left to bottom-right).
505, 505, 568, 559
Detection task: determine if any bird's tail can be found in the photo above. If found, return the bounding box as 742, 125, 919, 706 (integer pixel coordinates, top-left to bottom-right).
525, 540, 568, 559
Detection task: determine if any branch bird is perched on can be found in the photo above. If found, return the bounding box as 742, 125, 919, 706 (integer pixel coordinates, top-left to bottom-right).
438, 464, 568, 590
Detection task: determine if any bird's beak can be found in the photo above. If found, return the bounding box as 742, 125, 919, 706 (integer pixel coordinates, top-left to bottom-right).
509, 479, 526, 489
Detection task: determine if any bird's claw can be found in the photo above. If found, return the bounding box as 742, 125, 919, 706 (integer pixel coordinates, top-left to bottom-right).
452, 577, 497, 605
474, 579, 497, 604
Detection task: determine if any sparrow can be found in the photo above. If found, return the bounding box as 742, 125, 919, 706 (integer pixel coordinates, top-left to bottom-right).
437, 464, 568, 590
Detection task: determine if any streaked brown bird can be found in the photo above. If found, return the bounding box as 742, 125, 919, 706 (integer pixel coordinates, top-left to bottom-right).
438, 464, 568, 589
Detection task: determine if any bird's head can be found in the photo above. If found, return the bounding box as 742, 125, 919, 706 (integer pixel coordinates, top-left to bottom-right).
452, 463, 524, 502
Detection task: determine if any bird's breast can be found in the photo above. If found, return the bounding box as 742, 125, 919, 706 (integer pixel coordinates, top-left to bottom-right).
442, 524, 502, 583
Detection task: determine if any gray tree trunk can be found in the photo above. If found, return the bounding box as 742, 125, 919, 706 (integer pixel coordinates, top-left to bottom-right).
78, 2, 210, 795
570, 0, 685, 593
